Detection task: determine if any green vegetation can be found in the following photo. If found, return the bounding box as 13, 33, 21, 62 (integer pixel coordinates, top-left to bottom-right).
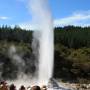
0, 25, 90, 83
54, 44, 90, 83
55, 26, 90, 48
0, 25, 32, 43
54, 26, 90, 83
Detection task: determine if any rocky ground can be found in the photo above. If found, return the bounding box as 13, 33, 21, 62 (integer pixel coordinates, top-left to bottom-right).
58, 82, 90, 90
55, 79, 90, 90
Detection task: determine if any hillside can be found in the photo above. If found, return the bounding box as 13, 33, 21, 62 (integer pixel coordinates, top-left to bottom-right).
0, 25, 90, 83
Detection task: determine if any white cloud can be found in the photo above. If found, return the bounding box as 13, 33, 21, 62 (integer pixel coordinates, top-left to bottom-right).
0, 16, 9, 20
17, 10, 90, 30
54, 10, 90, 27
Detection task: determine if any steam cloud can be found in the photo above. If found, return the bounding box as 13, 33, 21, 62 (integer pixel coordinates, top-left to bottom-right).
29, 0, 54, 85
9, 45, 25, 77
8, 45, 36, 88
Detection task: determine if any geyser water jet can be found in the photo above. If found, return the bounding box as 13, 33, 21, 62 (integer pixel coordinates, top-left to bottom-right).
29, 0, 54, 85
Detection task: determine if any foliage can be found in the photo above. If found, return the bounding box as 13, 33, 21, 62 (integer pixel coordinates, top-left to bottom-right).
0, 25, 90, 83
54, 43, 90, 83
55, 26, 90, 48
0, 25, 32, 43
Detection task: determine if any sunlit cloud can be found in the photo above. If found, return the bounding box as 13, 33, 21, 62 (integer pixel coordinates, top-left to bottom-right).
17, 10, 90, 30
0, 16, 9, 20
54, 10, 90, 27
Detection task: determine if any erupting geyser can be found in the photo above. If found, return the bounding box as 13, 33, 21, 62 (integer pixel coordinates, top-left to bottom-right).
29, 0, 54, 85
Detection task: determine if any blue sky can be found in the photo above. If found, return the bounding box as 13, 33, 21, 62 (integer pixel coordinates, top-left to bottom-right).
0, 0, 90, 29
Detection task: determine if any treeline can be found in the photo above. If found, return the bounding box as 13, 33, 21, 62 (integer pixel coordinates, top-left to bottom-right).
0, 25, 32, 43
0, 25, 90, 48
55, 26, 90, 49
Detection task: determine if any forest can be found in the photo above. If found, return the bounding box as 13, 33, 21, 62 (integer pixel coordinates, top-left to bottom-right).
0, 25, 90, 83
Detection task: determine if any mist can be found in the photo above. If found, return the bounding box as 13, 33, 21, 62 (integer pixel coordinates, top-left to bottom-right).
29, 0, 54, 85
